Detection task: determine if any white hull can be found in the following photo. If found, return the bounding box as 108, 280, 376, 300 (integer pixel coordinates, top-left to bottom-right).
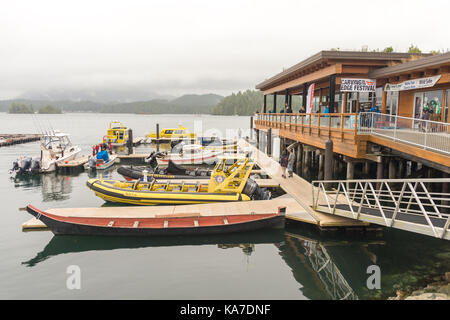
41, 147, 82, 173
157, 151, 220, 165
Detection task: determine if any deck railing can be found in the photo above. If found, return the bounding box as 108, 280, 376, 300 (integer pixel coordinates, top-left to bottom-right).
359, 112, 450, 155
256, 112, 450, 155
255, 112, 359, 137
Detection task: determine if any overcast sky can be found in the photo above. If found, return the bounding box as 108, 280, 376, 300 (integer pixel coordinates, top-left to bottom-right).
1, 0, 449, 99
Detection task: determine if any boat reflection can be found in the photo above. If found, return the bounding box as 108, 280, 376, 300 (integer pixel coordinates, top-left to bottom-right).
279, 227, 386, 300
12, 172, 74, 201
22, 229, 284, 267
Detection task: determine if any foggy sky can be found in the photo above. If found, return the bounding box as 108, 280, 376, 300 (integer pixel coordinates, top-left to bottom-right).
1, 0, 449, 100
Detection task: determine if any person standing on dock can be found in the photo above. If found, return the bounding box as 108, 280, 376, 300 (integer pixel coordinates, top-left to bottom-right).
280, 149, 289, 178
287, 148, 295, 178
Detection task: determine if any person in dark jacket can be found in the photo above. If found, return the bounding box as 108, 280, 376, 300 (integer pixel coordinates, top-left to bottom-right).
280, 149, 289, 178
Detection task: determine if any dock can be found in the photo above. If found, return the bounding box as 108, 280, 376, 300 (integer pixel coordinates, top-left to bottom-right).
238, 139, 369, 228
0, 134, 41, 147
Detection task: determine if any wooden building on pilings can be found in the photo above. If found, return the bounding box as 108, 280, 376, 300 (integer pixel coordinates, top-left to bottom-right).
254, 50, 450, 182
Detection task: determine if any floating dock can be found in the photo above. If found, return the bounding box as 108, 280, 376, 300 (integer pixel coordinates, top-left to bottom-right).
0, 134, 41, 147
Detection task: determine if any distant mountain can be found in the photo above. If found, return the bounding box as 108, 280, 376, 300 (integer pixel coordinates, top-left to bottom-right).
101, 94, 224, 114
0, 99, 104, 112
17, 88, 175, 104
170, 94, 223, 107
0, 93, 225, 114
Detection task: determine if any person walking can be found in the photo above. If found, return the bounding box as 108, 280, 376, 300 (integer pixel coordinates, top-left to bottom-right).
287, 148, 295, 178
280, 149, 289, 178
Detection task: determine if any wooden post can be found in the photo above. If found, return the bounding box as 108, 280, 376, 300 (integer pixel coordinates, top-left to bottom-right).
250, 116, 253, 140
296, 143, 303, 174
381, 90, 387, 114
273, 93, 277, 113
324, 139, 334, 188
267, 128, 272, 156
127, 129, 133, 155
329, 74, 336, 113
376, 158, 384, 189
389, 158, 396, 179
263, 95, 267, 113
346, 161, 355, 180
342, 92, 348, 113
156, 123, 160, 152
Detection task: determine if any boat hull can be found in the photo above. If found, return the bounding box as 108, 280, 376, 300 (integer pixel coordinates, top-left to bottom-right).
26, 205, 285, 236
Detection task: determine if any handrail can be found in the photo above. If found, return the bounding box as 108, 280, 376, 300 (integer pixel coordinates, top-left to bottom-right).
311, 178, 450, 240
359, 112, 450, 155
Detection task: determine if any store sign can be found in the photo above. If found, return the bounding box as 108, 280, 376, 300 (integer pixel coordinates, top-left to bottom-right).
340, 78, 376, 92
384, 75, 441, 91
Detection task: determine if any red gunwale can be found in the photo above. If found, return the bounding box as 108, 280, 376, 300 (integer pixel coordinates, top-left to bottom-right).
27, 205, 282, 229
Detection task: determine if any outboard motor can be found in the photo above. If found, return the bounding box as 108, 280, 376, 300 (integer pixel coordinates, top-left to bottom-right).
11, 159, 19, 172
30, 158, 41, 173
19, 157, 32, 173
88, 157, 97, 169
242, 178, 272, 200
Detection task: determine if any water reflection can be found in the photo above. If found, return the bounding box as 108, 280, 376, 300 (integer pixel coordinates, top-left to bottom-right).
22, 229, 284, 267
279, 227, 387, 300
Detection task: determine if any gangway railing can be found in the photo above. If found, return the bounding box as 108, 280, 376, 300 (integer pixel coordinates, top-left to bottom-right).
312, 178, 450, 240
359, 112, 450, 155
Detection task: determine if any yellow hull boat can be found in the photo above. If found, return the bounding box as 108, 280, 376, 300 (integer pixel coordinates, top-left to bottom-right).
86, 158, 270, 205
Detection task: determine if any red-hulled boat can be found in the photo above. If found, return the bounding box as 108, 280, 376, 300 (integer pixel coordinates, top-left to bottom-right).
25, 205, 285, 236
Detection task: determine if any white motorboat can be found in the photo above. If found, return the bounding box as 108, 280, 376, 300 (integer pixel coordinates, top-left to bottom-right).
157, 144, 222, 165
10, 130, 81, 176
39, 131, 82, 173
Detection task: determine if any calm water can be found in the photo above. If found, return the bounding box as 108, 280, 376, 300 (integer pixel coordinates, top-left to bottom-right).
0, 112, 449, 300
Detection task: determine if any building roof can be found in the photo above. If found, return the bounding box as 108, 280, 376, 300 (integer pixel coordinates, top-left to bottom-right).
256, 50, 429, 90
368, 52, 450, 78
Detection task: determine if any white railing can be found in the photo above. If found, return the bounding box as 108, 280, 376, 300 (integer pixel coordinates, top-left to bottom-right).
359, 112, 450, 155
312, 178, 450, 240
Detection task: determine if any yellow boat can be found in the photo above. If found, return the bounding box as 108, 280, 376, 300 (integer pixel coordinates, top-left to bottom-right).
86, 158, 270, 205
145, 124, 197, 143
103, 121, 130, 147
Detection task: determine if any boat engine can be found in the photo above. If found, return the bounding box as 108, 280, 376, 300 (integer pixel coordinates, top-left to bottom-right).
242, 178, 271, 200
19, 157, 32, 173
88, 157, 97, 169
30, 158, 41, 173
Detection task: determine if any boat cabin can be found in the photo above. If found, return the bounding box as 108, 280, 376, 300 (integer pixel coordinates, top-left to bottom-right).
104, 121, 129, 145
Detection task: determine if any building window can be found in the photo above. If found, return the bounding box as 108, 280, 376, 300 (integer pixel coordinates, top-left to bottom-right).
413, 90, 444, 120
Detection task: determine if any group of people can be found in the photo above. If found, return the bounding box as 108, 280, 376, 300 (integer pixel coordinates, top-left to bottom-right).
420, 106, 441, 132
92, 142, 113, 159
279, 148, 296, 178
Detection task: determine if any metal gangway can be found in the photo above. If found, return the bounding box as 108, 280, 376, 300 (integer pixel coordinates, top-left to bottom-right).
312, 178, 450, 240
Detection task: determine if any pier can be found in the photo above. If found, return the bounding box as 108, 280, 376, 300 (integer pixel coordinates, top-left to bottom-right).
0, 134, 41, 147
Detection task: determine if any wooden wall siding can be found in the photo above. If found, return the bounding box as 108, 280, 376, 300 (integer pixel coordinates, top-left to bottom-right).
398, 90, 415, 117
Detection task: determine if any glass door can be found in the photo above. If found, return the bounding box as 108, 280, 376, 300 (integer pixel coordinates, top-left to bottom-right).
413, 92, 424, 119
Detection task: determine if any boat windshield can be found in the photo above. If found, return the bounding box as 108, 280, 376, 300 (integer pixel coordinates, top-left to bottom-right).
41, 134, 72, 151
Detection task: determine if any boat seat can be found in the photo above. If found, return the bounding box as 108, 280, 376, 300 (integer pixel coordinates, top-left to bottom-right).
132, 180, 140, 190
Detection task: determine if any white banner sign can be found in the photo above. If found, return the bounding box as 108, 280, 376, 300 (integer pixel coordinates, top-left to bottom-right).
384, 75, 441, 91
306, 83, 315, 114
340, 78, 376, 92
